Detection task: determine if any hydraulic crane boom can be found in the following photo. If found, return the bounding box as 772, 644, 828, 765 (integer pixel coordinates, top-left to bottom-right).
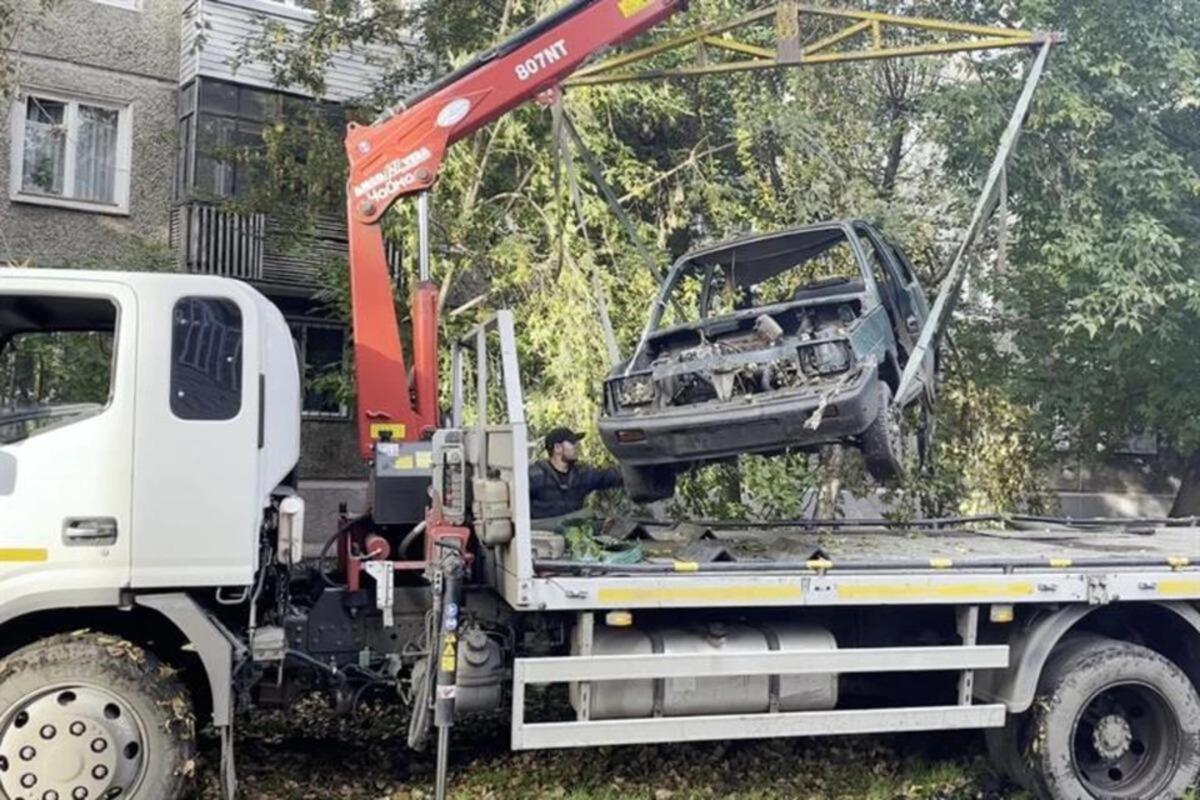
343, 0, 684, 458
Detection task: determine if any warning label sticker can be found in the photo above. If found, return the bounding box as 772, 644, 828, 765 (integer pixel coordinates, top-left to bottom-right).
617, 0, 653, 18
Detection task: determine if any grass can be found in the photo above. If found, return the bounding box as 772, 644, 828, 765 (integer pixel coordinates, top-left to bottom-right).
194, 698, 1030, 799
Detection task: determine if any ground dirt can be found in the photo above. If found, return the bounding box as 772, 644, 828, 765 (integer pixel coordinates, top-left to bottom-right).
193, 696, 1028, 800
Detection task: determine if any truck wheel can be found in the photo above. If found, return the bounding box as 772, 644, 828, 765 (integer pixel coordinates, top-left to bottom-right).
1028, 636, 1200, 799
985, 711, 1034, 789
0, 632, 195, 800
862, 381, 907, 482
621, 464, 676, 503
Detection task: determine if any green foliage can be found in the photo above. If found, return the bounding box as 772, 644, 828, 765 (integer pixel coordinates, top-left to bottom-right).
915, 379, 1055, 517
933, 0, 1200, 465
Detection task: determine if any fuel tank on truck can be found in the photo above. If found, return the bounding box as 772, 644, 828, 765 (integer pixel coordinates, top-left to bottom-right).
569, 622, 838, 720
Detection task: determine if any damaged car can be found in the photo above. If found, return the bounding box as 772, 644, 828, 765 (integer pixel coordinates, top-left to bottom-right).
599, 220, 937, 501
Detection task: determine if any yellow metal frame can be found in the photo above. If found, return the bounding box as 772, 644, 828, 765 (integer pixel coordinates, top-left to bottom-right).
567, 3, 1061, 86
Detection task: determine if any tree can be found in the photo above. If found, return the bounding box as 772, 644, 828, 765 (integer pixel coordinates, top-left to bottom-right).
932, 0, 1200, 514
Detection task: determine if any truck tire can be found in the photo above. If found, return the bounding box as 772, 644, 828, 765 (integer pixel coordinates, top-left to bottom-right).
985, 710, 1034, 789
0, 632, 196, 800
1027, 636, 1200, 799
621, 464, 677, 503
862, 381, 906, 482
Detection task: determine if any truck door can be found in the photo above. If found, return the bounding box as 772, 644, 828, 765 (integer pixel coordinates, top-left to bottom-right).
130, 287, 261, 589
0, 281, 137, 608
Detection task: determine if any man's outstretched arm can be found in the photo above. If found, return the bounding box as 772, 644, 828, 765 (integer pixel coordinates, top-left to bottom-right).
579, 466, 624, 492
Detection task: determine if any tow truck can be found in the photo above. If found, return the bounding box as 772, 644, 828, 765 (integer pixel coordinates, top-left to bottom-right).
5, 3, 1198, 800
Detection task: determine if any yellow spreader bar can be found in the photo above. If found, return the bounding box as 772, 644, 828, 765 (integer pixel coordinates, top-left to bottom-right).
0, 548, 48, 563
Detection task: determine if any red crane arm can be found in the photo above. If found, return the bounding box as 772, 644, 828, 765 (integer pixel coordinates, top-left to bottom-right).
342, 0, 683, 458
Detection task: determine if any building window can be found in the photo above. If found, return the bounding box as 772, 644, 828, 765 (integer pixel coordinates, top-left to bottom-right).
9, 91, 132, 214
290, 321, 348, 418
171, 297, 244, 421
192, 81, 279, 200
178, 78, 346, 203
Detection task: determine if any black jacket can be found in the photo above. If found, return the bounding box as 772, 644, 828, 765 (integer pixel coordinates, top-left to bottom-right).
528, 460, 623, 520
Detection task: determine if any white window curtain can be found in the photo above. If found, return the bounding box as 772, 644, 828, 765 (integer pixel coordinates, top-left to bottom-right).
17, 94, 124, 208
74, 104, 119, 203
21, 97, 66, 196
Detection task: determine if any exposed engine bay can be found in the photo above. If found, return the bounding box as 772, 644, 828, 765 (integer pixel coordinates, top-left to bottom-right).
611, 298, 864, 413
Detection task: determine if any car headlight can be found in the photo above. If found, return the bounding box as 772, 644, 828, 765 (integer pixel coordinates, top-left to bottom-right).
798, 341, 852, 376
614, 374, 655, 407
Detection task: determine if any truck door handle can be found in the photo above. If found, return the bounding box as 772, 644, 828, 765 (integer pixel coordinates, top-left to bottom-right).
63, 517, 118, 547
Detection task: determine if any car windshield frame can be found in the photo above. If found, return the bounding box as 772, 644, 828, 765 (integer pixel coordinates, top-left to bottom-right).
648, 223, 875, 333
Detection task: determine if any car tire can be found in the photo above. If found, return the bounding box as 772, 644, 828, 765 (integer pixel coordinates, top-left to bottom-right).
0, 631, 196, 800
862, 381, 906, 481
622, 464, 677, 503
1027, 635, 1200, 800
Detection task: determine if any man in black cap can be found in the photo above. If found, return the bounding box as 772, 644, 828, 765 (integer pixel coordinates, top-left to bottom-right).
528, 427, 623, 520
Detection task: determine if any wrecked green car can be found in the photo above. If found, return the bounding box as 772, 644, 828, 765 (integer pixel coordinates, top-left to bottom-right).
599, 220, 936, 501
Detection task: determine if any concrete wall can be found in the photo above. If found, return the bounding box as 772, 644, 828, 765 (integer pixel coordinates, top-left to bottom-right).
0, 0, 180, 269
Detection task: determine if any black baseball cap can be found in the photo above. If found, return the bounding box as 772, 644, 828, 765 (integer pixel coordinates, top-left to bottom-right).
545, 426, 585, 453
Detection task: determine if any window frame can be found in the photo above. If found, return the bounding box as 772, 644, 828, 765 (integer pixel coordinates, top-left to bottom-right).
290, 319, 350, 420
0, 294, 121, 443
8, 88, 134, 215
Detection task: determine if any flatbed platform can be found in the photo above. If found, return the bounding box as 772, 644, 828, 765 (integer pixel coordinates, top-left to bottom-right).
520, 516, 1200, 611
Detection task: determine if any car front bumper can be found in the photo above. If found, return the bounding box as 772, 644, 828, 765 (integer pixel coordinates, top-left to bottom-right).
599, 367, 880, 466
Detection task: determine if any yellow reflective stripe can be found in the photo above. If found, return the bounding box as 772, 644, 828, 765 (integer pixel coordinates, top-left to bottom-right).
806, 559, 834, 571
1157, 580, 1200, 597
0, 548, 48, 563
673, 561, 700, 573
1168, 556, 1190, 570
1048, 558, 1072, 568
837, 582, 1035, 601
598, 585, 803, 604
929, 558, 953, 569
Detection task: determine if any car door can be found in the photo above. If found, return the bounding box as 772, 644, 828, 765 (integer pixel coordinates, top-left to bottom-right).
0, 279, 137, 616
855, 224, 916, 352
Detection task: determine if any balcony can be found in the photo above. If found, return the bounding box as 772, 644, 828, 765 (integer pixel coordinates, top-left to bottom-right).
171, 202, 401, 290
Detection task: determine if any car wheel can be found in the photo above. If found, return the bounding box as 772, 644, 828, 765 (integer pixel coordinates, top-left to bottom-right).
1027, 636, 1200, 800
621, 464, 677, 503
0, 632, 196, 800
862, 381, 907, 481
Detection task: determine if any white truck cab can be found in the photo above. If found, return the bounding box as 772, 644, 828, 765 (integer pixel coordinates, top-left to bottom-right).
0, 269, 301, 610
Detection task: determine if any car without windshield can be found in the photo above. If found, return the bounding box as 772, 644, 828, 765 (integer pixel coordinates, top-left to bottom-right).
599, 220, 937, 501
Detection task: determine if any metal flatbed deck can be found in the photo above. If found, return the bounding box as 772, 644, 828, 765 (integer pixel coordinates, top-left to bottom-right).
521, 516, 1200, 610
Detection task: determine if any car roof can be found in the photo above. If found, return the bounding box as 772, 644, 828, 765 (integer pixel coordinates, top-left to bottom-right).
675, 220, 866, 288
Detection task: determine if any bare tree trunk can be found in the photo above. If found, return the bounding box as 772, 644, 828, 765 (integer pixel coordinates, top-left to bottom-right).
1170, 450, 1200, 517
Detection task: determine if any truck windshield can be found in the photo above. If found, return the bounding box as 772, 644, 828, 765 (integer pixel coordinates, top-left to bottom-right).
0, 295, 117, 444
656, 228, 863, 328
